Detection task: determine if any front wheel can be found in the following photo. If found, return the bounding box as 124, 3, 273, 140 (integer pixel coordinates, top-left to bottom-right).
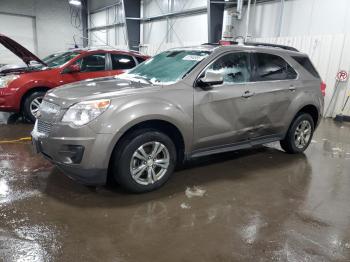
112, 129, 177, 193
280, 113, 314, 154
23, 91, 46, 123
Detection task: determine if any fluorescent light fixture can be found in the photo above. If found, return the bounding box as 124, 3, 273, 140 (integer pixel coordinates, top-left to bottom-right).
69, 0, 82, 6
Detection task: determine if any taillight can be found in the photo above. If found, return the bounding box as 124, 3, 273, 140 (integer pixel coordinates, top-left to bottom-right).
320, 81, 326, 96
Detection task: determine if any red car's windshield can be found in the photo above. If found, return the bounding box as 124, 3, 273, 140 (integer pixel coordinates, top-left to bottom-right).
38, 51, 80, 69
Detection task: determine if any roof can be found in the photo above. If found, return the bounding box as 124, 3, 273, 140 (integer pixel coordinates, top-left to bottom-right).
168, 42, 303, 56
68, 46, 148, 56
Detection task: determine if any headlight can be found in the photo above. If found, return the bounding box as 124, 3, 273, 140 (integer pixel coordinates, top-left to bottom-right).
0, 75, 19, 88
62, 99, 110, 126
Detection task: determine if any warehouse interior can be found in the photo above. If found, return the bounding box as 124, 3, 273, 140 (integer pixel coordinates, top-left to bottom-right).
0, 0, 350, 261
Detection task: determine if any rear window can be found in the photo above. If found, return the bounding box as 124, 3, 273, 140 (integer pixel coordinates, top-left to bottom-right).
293, 56, 320, 78
255, 53, 298, 81
111, 54, 136, 70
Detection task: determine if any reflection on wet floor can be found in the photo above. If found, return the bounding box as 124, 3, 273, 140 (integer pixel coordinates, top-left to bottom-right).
0, 119, 349, 261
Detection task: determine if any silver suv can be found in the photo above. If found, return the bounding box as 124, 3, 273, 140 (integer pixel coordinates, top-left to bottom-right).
32, 42, 324, 193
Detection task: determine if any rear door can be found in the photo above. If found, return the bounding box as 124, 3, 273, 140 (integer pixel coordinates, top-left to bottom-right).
248, 52, 299, 138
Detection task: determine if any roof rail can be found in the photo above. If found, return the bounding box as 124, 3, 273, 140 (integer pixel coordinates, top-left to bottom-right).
202, 41, 299, 52
244, 42, 299, 52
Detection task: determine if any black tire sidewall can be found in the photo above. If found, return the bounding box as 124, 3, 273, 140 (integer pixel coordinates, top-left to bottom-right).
286, 114, 314, 153
114, 130, 177, 193
23, 91, 46, 123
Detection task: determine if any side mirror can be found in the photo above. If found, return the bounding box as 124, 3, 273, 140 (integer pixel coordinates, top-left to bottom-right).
64, 64, 81, 73
197, 71, 223, 90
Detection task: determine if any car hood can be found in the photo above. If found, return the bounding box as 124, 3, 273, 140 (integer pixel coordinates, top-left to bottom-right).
0, 34, 47, 66
46, 76, 156, 108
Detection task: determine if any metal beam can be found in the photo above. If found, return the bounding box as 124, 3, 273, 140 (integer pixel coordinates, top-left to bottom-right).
88, 22, 125, 31
90, 1, 122, 14
125, 7, 207, 23
123, 0, 141, 51
208, 0, 225, 43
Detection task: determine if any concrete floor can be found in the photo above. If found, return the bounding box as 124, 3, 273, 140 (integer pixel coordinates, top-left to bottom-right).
0, 118, 349, 262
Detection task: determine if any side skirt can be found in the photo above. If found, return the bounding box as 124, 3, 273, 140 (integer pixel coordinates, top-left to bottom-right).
187, 134, 284, 159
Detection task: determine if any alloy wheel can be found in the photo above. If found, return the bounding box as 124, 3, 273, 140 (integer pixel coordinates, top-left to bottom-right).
30, 96, 43, 118
294, 120, 312, 149
129, 141, 170, 185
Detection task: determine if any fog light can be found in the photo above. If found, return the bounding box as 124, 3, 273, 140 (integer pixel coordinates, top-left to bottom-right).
59, 145, 84, 164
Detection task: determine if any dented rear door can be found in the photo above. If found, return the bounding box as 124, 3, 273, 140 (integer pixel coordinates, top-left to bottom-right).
247, 52, 300, 138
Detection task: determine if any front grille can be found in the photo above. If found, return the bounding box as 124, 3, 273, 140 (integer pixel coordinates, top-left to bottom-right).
37, 120, 52, 135
39, 101, 61, 122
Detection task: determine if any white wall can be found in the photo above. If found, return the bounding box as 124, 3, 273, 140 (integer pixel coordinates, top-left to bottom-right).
141, 0, 207, 55
0, 0, 83, 63
0, 13, 36, 65
233, 0, 350, 38
89, 3, 128, 49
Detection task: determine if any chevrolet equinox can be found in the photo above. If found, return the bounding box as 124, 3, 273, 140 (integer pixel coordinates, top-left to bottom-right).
32, 42, 325, 193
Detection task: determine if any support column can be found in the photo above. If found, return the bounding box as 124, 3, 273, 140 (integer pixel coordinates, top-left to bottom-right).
123, 0, 141, 51
207, 0, 225, 43
82, 0, 89, 47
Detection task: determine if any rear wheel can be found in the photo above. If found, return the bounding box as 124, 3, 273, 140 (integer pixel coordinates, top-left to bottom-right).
23, 91, 46, 123
112, 129, 177, 193
280, 113, 314, 154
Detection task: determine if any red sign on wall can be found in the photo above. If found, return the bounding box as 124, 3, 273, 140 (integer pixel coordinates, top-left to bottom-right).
336, 70, 349, 82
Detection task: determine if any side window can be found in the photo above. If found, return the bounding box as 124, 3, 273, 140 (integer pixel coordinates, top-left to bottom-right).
293, 56, 320, 78
135, 56, 146, 64
206, 52, 251, 84
111, 54, 136, 70
76, 53, 106, 72
255, 53, 297, 81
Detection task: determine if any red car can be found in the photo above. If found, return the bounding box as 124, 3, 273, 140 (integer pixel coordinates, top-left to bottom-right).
0, 34, 149, 122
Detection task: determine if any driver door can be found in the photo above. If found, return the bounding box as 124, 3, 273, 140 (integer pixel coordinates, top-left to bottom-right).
193, 52, 257, 151
60, 53, 108, 85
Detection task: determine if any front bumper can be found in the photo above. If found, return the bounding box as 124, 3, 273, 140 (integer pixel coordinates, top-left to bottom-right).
32, 122, 114, 186
0, 90, 20, 112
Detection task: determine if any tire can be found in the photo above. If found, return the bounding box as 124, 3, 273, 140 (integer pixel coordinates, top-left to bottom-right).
112, 129, 177, 193
280, 113, 314, 154
23, 91, 46, 123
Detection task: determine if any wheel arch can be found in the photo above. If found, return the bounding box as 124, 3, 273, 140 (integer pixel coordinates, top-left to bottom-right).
107, 119, 186, 181
20, 86, 50, 112
296, 104, 320, 127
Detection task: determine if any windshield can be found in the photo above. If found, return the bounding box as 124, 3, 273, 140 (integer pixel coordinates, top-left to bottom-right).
123, 50, 211, 84
37, 51, 80, 69
42, 52, 64, 63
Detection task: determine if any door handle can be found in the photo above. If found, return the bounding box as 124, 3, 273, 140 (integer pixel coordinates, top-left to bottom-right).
289, 85, 296, 91
242, 90, 255, 98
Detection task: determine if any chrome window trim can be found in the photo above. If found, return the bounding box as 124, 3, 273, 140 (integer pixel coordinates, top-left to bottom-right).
193, 50, 300, 87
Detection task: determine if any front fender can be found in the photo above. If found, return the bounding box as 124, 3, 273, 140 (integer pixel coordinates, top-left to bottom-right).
90, 97, 193, 168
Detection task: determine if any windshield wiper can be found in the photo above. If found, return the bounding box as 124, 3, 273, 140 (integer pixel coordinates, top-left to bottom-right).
130, 75, 154, 85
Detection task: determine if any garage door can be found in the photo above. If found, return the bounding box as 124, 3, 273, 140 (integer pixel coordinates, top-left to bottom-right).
0, 13, 37, 65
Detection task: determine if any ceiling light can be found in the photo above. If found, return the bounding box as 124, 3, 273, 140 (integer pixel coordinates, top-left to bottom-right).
69, 0, 82, 6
